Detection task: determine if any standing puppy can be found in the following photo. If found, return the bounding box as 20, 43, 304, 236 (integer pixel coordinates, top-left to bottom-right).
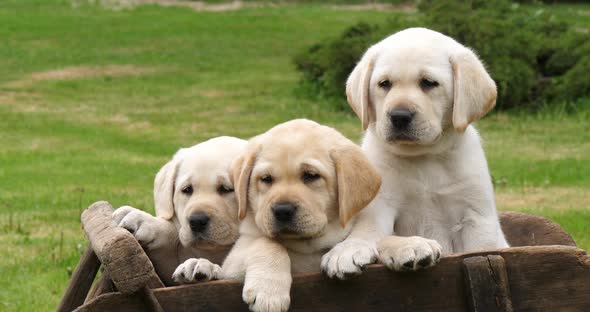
174, 119, 381, 312
322, 27, 509, 278
112, 136, 246, 285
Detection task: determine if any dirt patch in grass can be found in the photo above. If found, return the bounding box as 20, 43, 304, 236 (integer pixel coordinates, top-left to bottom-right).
199, 89, 230, 98
136, 0, 264, 12
86, 0, 265, 12
120, 0, 414, 12
5, 65, 158, 88
497, 187, 590, 211
496, 143, 590, 161
0, 90, 44, 112
329, 2, 416, 13
99, 114, 154, 131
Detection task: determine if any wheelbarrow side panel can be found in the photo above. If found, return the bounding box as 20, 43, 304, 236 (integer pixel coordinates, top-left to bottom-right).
146, 246, 589, 312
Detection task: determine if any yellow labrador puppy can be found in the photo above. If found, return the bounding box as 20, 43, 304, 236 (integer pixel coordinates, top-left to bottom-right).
174, 119, 381, 312
112, 136, 246, 285
322, 27, 509, 278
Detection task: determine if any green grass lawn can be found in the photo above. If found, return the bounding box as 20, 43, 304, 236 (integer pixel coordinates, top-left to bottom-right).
0, 1, 588, 310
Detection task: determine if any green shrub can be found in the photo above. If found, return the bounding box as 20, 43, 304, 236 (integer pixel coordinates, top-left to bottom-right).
294, 22, 378, 102
294, 0, 590, 111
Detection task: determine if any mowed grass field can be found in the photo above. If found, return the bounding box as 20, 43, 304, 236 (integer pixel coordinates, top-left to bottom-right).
0, 1, 588, 310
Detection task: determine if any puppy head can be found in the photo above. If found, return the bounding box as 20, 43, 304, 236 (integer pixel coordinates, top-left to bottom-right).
347, 27, 496, 155
233, 119, 381, 240
154, 136, 247, 249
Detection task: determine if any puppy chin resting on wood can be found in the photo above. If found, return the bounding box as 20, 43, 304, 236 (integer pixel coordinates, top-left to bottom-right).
112, 136, 246, 285
173, 119, 381, 312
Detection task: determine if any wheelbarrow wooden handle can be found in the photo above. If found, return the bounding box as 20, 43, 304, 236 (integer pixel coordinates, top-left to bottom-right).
57, 201, 164, 312
81, 201, 164, 293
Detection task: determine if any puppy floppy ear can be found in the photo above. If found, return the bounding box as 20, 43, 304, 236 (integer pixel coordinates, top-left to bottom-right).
346, 47, 377, 131
229, 154, 243, 190
233, 146, 259, 220
154, 152, 182, 220
450, 47, 497, 132
330, 145, 381, 227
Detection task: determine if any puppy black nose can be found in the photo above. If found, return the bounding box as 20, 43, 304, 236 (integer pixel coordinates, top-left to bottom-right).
272, 203, 297, 223
389, 108, 414, 129
189, 213, 210, 233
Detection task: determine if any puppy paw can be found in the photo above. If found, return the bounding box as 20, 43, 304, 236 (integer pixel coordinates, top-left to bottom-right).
112, 206, 168, 249
377, 236, 442, 271
172, 258, 222, 284
320, 239, 378, 279
242, 276, 290, 312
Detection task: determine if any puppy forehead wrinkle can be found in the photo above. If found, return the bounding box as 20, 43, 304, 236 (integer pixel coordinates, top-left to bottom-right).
301, 159, 329, 174
375, 51, 450, 76
259, 137, 326, 161
176, 162, 229, 188
176, 172, 192, 187
252, 161, 274, 174
254, 156, 329, 177
252, 117, 350, 166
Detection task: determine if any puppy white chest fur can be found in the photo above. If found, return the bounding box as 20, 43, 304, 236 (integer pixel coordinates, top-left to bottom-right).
364, 126, 501, 253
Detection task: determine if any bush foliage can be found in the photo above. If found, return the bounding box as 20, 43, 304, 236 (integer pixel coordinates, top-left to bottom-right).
294, 0, 590, 111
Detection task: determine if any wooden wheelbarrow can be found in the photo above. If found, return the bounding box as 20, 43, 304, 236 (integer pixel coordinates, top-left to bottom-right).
58, 201, 589, 311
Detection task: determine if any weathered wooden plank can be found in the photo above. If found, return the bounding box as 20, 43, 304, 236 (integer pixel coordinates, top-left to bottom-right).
73, 292, 146, 312
139, 287, 165, 312
81, 201, 164, 294
463, 255, 513, 312
501, 246, 589, 312
74, 246, 590, 312
57, 246, 101, 312
85, 269, 115, 303
155, 246, 588, 312
499, 211, 576, 247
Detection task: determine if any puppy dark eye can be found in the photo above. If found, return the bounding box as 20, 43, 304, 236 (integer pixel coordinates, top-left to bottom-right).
420, 78, 439, 90
378, 79, 392, 90
260, 175, 273, 185
181, 185, 193, 195
302, 171, 320, 183
217, 185, 234, 195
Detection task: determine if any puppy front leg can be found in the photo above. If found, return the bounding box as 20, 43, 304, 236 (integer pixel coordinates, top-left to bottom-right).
458, 208, 509, 252
242, 237, 291, 312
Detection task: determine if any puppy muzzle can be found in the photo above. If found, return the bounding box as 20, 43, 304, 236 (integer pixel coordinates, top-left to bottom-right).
389, 108, 415, 130
271, 202, 304, 236
386, 108, 420, 142
189, 212, 210, 234
272, 202, 297, 223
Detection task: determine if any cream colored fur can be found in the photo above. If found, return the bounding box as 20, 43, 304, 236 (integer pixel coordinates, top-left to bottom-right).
322, 27, 509, 277
112, 136, 246, 285
175, 119, 381, 312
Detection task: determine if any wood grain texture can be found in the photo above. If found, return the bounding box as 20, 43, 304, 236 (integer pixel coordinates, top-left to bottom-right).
74, 246, 590, 311
499, 211, 576, 247
463, 255, 513, 312
85, 270, 115, 303
81, 201, 164, 294
139, 287, 165, 312
73, 292, 146, 312
57, 247, 101, 312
